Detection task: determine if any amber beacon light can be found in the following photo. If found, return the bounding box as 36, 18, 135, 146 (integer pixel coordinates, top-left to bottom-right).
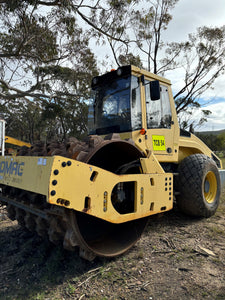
140, 128, 146, 135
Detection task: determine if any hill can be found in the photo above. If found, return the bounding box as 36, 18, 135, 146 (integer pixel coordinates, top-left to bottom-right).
197, 129, 225, 136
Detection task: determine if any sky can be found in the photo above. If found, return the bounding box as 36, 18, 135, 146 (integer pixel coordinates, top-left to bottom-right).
163, 0, 225, 131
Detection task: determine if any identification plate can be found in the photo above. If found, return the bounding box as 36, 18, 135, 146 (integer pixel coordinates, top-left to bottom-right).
152, 135, 166, 151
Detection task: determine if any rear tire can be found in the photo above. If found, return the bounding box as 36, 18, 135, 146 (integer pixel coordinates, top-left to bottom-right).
176, 154, 221, 217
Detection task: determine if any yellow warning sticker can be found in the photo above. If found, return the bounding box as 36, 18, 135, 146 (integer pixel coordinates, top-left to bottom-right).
152, 135, 166, 151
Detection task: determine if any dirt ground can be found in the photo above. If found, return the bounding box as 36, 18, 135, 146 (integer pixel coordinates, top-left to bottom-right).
0, 185, 224, 300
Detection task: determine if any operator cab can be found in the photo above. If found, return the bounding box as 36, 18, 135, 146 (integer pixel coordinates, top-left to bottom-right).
88, 65, 173, 137
88, 66, 142, 135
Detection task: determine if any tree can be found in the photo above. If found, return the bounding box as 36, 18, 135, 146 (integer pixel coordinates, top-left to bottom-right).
171, 27, 225, 111
0, 0, 101, 140
0, 0, 99, 100
0, 99, 45, 143
99, 0, 179, 72
177, 108, 212, 132
197, 131, 225, 152
1, 0, 224, 136
130, 0, 179, 73
0, 0, 143, 141
97, 1, 225, 127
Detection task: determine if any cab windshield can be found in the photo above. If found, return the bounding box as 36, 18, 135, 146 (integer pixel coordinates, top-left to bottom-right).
88, 75, 141, 135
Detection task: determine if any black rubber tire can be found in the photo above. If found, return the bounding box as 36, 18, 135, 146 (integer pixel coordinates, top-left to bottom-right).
176, 154, 221, 217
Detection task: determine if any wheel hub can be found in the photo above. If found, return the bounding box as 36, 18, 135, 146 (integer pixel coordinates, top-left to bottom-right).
204, 171, 217, 204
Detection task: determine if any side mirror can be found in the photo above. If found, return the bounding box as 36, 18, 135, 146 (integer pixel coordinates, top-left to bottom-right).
150, 80, 160, 101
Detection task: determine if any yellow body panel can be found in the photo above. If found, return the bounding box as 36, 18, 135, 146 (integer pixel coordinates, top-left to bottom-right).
0, 155, 173, 224
178, 134, 212, 161
49, 157, 173, 223
140, 152, 165, 174
0, 156, 52, 195
5, 136, 31, 148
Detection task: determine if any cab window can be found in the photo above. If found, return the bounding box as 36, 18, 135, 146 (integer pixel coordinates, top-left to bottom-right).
131, 76, 142, 131
145, 83, 172, 129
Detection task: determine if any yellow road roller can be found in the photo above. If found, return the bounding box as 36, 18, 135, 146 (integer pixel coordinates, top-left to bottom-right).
0, 65, 224, 260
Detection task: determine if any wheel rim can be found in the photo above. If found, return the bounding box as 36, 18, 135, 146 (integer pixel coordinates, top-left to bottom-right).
204, 171, 217, 204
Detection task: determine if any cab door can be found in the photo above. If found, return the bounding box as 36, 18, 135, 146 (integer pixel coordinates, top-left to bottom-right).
145, 83, 178, 162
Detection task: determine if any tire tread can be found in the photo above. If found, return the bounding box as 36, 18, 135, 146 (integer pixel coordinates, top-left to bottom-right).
176, 154, 221, 217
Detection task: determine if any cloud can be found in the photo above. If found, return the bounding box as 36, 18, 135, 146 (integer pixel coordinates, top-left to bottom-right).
199, 77, 225, 101
195, 101, 225, 131
165, 0, 225, 42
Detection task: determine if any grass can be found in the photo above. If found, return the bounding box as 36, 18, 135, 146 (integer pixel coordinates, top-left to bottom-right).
66, 283, 76, 295
206, 225, 225, 238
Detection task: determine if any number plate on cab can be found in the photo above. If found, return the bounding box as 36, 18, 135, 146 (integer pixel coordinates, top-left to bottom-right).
152, 135, 166, 151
